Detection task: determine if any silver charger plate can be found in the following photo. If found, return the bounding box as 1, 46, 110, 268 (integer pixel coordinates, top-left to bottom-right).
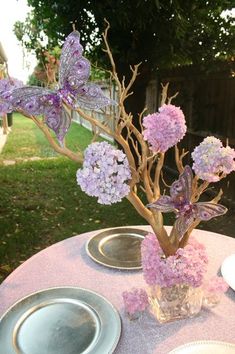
86, 227, 148, 269
0, 286, 121, 354
168, 340, 235, 354
221, 254, 235, 291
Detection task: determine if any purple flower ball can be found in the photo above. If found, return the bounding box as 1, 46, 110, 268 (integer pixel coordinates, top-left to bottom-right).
143, 104, 186, 153
191, 136, 235, 182
76, 141, 131, 204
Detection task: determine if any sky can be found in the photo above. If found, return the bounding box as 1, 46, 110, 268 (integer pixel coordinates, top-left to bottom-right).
0, 0, 36, 83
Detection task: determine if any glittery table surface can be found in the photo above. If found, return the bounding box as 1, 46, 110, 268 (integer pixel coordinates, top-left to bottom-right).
0, 226, 235, 354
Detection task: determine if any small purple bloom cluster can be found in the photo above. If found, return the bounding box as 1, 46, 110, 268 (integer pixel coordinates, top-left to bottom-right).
191, 136, 235, 182
143, 104, 186, 153
122, 288, 149, 315
141, 233, 208, 288
202, 276, 229, 294
76, 141, 131, 204
0, 78, 23, 115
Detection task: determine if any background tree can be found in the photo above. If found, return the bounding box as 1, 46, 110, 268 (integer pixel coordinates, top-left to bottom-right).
14, 0, 235, 118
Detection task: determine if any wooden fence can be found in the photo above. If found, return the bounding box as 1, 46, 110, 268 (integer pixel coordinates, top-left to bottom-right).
146, 63, 235, 204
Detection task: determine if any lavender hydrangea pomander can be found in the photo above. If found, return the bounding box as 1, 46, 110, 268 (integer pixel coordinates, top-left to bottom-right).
0, 78, 23, 114
0, 78, 23, 97
76, 141, 131, 204
143, 104, 187, 153
191, 136, 235, 182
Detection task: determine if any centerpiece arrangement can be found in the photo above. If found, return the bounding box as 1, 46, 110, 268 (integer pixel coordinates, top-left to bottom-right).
0, 22, 234, 323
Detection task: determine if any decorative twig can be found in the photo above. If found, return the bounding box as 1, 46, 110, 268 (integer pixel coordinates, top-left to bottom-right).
175, 145, 188, 173
153, 153, 165, 199
160, 83, 169, 106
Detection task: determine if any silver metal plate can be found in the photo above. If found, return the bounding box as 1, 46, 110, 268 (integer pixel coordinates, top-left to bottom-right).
0, 287, 121, 354
86, 227, 148, 269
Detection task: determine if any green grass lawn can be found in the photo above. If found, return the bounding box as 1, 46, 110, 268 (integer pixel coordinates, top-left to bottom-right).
0, 113, 95, 161
0, 114, 152, 281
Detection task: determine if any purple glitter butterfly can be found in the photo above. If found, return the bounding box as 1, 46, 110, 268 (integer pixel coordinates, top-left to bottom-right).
9, 31, 115, 144
148, 165, 227, 237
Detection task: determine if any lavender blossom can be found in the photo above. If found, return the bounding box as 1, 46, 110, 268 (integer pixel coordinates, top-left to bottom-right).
202, 276, 229, 307
143, 104, 186, 153
0, 78, 23, 114
191, 136, 235, 182
202, 276, 229, 294
76, 141, 131, 204
122, 288, 149, 316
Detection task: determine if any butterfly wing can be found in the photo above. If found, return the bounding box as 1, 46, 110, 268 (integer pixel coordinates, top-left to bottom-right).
10, 86, 54, 116
194, 202, 227, 221
59, 31, 116, 109
11, 86, 71, 143
175, 214, 195, 238
147, 196, 176, 212
170, 165, 193, 206
74, 83, 116, 110
45, 105, 71, 145
59, 31, 90, 94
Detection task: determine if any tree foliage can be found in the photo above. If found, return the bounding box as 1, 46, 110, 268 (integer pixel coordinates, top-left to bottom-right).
15, 1, 235, 67
14, 0, 235, 115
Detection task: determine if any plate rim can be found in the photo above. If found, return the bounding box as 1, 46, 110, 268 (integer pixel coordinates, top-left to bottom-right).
0, 286, 122, 354
86, 227, 148, 270
221, 253, 235, 291
168, 340, 235, 353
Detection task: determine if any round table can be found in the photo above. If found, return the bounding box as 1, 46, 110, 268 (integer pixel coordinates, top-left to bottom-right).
0, 226, 235, 354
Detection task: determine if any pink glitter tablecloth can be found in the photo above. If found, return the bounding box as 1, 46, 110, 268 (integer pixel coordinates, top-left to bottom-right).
0, 226, 235, 354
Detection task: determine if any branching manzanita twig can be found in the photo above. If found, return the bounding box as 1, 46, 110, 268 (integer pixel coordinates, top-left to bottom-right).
153, 153, 165, 200
14, 21, 225, 257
